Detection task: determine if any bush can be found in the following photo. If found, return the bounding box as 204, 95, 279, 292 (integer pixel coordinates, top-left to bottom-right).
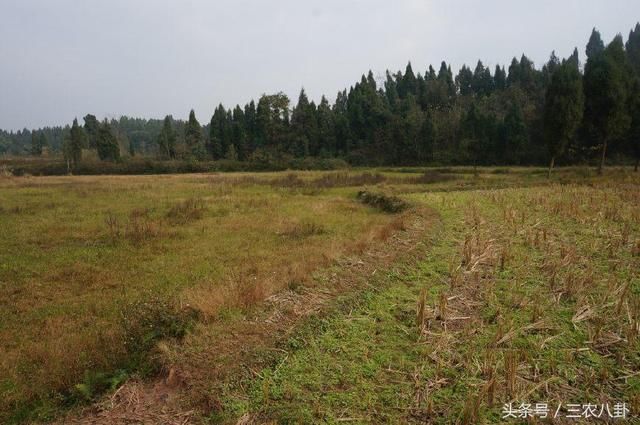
72, 369, 128, 402
0, 156, 350, 176
120, 297, 199, 365
404, 170, 454, 184
356, 190, 408, 213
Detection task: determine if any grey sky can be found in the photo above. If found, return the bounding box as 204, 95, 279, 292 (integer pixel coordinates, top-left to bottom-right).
1, 0, 638, 131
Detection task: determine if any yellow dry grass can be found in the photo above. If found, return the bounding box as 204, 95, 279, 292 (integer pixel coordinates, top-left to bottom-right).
0, 171, 400, 421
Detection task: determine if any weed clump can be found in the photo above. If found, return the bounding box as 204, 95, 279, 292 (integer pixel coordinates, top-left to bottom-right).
166, 197, 206, 224
312, 172, 385, 187
72, 369, 129, 403
278, 221, 326, 239
270, 172, 386, 189
104, 210, 163, 245
120, 297, 198, 363
356, 190, 408, 213
0, 165, 13, 177
404, 170, 453, 184
270, 173, 305, 188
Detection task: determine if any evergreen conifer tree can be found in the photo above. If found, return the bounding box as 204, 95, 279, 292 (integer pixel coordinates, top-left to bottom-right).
185, 109, 204, 158
584, 35, 633, 173
586, 28, 605, 60
543, 60, 584, 176
96, 119, 120, 161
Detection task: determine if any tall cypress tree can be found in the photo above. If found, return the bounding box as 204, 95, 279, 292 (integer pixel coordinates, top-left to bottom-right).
291, 88, 310, 157
255, 96, 271, 149
209, 104, 230, 160
231, 105, 247, 160
244, 100, 257, 153
584, 35, 632, 173
461, 102, 487, 170
333, 90, 351, 155
384, 71, 400, 111
316, 96, 336, 156
543, 60, 584, 176
627, 23, 640, 75
438, 62, 456, 100
629, 78, 640, 171
494, 65, 507, 91
399, 62, 417, 98
83, 114, 99, 149
567, 48, 580, 70
418, 111, 436, 163
507, 57, 521, 87
157, 116, 176, 159
471, 60, 494, 96
586, 28, 605, 61
185, 109, 204, 159
96, 120, 120, 161
542, 51, 560, 87
626, 23, 640, 171
500, 103, 528, 164
519, 54, 538, 93
69, 118, 86, 167
39, 132, 47, 154
471, 60, 486, 96
31, 131, 45, 156
456, 65, 474, 96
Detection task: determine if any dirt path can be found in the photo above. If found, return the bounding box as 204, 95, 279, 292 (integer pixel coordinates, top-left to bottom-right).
58, 206, 440, 424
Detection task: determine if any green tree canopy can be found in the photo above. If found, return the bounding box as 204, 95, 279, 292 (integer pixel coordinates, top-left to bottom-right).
543, 60, 584, 175
584, 35, 633, 172
96, 119, 120, 161
185, 109, 204, 158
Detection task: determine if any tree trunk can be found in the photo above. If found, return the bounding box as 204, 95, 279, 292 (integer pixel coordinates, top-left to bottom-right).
548, 156, 555, 179
635, 158, 639, 172
597, 140, 608, 175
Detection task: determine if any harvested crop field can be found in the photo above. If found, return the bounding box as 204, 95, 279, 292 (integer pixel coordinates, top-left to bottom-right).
1, 167, 639, 423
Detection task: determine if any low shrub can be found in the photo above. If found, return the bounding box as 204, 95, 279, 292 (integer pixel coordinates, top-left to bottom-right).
356, 190, 408, 213
0, 156, 350, 176
311, 172, 386, 187
270, 171, 386, 189
72, 369, 128, 402
403, 170, 454, 184
120, 297, 199, 367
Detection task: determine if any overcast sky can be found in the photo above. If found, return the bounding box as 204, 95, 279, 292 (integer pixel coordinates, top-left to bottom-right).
1, 0, 639, 131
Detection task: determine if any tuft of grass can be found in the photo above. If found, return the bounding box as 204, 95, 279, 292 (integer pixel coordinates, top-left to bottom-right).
277, 220, 326, 239
356, 190, 408, 213
166, 197, 206, 224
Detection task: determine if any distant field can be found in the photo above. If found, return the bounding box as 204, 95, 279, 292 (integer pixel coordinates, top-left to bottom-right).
1, 167, 639, 423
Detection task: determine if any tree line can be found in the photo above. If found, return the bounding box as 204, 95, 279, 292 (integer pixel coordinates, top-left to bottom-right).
2, 24, 639, 173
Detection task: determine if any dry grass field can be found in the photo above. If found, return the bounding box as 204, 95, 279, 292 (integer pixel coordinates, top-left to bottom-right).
0, 171, 405, 422
1, 167, 639, 423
